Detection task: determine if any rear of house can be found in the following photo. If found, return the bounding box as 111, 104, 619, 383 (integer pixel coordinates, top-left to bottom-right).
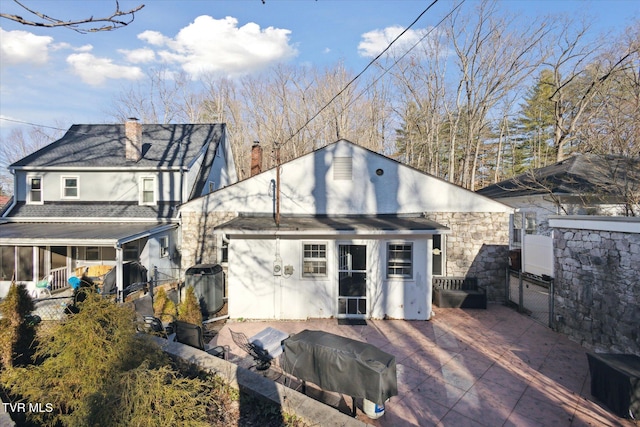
180, 140, 512, 320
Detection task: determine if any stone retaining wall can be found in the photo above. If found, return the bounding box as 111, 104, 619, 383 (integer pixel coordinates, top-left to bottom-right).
154, 337, 367, 427
553, 224, 640, 355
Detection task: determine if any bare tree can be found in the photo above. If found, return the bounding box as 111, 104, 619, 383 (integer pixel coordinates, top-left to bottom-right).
545, 19, 635, 162
0, 0, 144, 33
576, 21, 640, 158
109, 68, 196, 124
445, 0, 551, 190
0, 126, 62, 195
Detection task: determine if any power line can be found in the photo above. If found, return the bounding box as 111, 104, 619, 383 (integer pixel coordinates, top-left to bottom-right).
0, 117, 72, 133
280, 0, 442, 147
309, 0, 466, 147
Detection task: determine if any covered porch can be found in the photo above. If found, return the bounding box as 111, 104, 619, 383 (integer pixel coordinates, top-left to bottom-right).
0, 221, 177, 300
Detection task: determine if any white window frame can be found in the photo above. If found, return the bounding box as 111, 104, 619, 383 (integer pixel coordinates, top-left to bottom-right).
61, 176, 79, 199
159, 236, 169, 258
302, 241, 328, 277
387, 242, 413, 279
139, 176, 157, 205
27, 175, 44, 204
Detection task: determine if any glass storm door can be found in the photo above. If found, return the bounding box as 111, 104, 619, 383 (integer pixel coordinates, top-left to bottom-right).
337, 244, 367, 318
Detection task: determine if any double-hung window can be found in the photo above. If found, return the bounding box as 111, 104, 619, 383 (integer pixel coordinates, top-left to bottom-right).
387, 243, 413, 278
302, 243, 327, 276
62, 176, 79, 199
28, 176, 43, 204
140, 177, 156, 205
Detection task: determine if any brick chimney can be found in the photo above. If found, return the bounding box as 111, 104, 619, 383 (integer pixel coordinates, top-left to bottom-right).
125, 118, 143, 162
250, 141, 263, 176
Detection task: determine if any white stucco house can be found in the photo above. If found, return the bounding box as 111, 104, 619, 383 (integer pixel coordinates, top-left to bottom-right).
180, 140, 512, 321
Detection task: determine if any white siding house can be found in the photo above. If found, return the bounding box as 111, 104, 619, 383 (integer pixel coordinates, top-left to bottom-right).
0, 121, 237, 299
180, 140, 512, 320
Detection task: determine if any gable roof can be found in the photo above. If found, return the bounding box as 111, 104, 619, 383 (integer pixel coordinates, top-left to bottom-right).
477, 154, 640, 199
10, 123, 225, 170
181, 139, 511, 215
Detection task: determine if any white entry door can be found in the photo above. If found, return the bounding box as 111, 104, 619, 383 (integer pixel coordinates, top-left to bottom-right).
337, 244, 367, 318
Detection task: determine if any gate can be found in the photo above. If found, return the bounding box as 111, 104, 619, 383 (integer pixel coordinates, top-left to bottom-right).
507, 269, 554, 327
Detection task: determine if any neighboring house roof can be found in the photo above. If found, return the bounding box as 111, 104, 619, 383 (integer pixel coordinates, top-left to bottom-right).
5, 201, 176, 220
216, 214, 450, 236
477, 154, 640, 199
0, 222, 176, 246
10, 123, 225, 170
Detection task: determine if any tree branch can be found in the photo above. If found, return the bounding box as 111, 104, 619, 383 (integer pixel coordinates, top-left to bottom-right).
0, 1, 144, 33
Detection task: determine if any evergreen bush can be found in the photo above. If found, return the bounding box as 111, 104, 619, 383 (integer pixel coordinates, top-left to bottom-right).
0, 293, 215, 427
153, 286, 177, 323
177, 286, 203, 327
0, 281, 35, 368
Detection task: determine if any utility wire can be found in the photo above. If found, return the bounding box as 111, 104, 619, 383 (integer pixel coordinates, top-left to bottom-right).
304, 0, 466, 151
0, 117, 90, 134
280, 0, 441, 147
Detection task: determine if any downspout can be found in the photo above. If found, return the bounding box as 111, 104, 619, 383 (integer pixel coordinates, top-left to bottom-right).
115, 243, 124, 303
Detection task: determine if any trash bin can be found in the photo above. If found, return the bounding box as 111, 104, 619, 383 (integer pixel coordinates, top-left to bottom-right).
184, 264, 225, 316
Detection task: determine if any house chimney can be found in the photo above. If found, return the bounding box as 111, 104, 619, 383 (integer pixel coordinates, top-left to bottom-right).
125, 118, 143, 162
250, 141, 263, 176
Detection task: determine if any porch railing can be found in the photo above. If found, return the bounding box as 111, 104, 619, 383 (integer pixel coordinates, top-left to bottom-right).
50, 267, 69, 292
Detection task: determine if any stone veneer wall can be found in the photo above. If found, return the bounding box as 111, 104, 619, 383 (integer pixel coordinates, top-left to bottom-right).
553, 228, 640, 355
180, 211, 237, 269
424, 212, 510, 302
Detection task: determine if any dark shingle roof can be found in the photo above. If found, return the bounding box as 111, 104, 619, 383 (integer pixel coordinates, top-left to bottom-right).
10, 123, 225, 169
216, 214, 449, 235
476, 154, 640, 199
0, 222, 175, 245
6, 201, 177, 220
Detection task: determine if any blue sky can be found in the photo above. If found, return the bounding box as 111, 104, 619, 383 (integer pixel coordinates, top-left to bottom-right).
1, 0, 638, 139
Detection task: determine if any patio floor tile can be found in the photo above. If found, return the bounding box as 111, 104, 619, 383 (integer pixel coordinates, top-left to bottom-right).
208, 304, 636, 426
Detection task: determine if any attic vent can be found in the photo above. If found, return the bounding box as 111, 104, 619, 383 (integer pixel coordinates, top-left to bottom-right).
333, 157, 353, 180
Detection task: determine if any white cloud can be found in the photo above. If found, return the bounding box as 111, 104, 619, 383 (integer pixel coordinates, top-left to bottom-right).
139, 15, 297, 78
118, 48, 156, 64
0, 28, 53, 66
74, 44, 93, 53
66, 53, 144, 85
138, 30, 169, 46
358, 25, 430, 58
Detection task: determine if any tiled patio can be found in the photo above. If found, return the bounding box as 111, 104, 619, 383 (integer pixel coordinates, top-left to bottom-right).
209, 304, 637, 427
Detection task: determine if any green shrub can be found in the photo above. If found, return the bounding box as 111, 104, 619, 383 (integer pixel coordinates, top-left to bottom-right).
1, 293, 214, 427
0, 282, 35, 368
153, 286, 177, 323
177, 286, 202, 327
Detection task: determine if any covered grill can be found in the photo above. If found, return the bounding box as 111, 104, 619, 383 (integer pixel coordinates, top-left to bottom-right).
281, 329, 397, 405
